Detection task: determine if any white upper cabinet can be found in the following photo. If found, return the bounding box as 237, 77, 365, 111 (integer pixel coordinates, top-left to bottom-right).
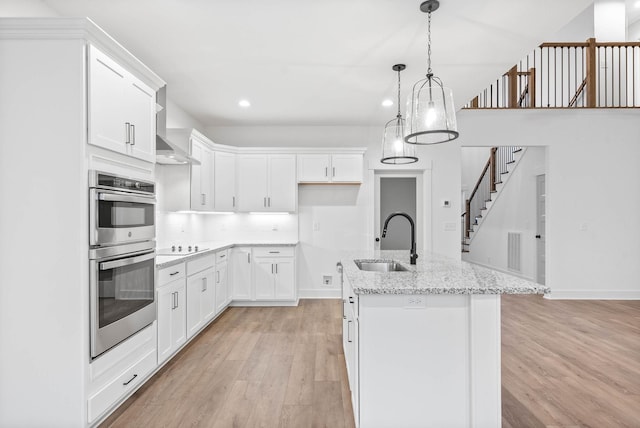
214, 151, 237, 211
237, 154, 296, 212
297, 153, 363, 183
190, 138, 214, 211
88, 45, 156, 163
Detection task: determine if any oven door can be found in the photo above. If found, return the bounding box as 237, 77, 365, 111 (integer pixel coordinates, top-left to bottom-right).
90, 189, 155, 246
90, 247, 156, 359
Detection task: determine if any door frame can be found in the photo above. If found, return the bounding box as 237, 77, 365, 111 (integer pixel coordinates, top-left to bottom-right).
370, 170, 432, 255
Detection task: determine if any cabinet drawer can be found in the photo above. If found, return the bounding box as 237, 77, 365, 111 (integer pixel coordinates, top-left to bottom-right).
253, 247, 295, 258
187, 254, 215, 275
158, 263, 185, 286
87, 349, 157, 423
215, 249, 229, 262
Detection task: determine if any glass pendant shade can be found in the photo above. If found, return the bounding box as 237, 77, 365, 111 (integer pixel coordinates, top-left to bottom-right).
381, 116, 418, 164
405, 76, 458, 145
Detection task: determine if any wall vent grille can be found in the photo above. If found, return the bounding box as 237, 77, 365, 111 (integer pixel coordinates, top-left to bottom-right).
507, 232, 521, 272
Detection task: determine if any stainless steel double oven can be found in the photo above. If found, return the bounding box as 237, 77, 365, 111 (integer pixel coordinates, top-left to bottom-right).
89, 171, 156, 359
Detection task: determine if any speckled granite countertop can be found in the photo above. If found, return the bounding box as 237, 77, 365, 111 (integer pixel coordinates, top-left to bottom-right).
341, 250, 550, 295
156, 241, 298, 268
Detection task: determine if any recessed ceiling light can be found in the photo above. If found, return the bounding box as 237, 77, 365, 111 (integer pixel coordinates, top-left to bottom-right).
239, 99, 251, 108
382, 99, 394, 107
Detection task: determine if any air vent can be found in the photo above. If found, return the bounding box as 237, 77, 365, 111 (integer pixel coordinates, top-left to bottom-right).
507, 232, 521, 272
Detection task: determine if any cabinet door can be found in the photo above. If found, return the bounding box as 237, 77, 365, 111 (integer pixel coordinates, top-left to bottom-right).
268, 154, 296, 212
237, 155, 268, 211
172, 284, 187, 350
190, 140, 213, 211
125, 79, 156, 162
274, 258, 295, 300
157, 282, 175, 364
214, 152, 236, 211
331, 154, 363, 183
88, 45, 127, 155
254, 259, 275, 299
231, 248, 252, 300
186, 273, 204, 339
201, 268, 216, 323
215, 261, 228, 313
297, 154, 330, 183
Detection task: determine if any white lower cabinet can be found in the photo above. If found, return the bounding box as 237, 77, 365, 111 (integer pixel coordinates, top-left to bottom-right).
87, 323, 157, 424
252, 247, 296, 301
215, 250, 230, 313
157, 264, 187, 365
231, 247, 253, 300
342, 273, 359, 427
186, 255, 216, 339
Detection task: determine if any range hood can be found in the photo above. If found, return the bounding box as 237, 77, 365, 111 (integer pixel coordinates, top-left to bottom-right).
155, 86, 200, 165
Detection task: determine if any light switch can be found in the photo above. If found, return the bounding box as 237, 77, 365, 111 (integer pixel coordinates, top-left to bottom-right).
313, 222, 320, 231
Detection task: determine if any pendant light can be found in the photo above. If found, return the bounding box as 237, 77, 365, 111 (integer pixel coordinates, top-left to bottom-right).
380, 64, 418, 164
405, 0, 459, 145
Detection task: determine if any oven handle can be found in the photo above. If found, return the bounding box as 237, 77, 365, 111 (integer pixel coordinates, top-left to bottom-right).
99, 251, 155, 271
98, 191, 156, 205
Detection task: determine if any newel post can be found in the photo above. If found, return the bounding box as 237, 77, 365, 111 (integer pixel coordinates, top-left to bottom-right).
507, 65, 518, 108
489, 147, 497, 192
586, 37, 597, 107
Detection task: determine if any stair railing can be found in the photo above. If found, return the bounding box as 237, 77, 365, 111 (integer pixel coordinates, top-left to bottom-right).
463, 146, 522, 239
464, 38, 640, 109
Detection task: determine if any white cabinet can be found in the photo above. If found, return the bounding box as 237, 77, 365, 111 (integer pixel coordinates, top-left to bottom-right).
214, 250, 230, 313
190, 138, 215, 211
231, 247, 253, 300
214, 151, 237, 211
157, 264, 187, 365
88, 45, 156, 163
237, 154, 296, 212
252, 247, 296, 301
185, 255, 216, 339
297, 153, 363, 183
342, 272, 359, 425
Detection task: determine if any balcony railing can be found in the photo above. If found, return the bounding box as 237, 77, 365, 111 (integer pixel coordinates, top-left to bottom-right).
465, 38, 640, 109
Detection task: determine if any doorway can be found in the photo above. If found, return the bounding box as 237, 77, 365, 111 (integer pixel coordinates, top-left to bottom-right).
374, 173, 426, 255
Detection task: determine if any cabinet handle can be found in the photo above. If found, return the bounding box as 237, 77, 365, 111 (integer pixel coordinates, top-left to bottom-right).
332, 167, 336, 177
268, 251, 280, 254
271, 264, 274, 274
171, 292, 176, 309
202, 277, 207, 292
247, 253, 251, 263
325, 167, 328, 177
349, 296, 354, 304
216, 271, 220, 283
125, 122, 130, 144
130, 124, 135, 146
175, 292, 179, 308
347, 320, 353, 343
122, 374, 138, 386
268, 197, 271, 207
201, 194, 206, 205
264, 197, 267, 207
275, 263, 278, 274
169, 271, 180, 276
232, 196, 235, 207
219, 254, 226, 258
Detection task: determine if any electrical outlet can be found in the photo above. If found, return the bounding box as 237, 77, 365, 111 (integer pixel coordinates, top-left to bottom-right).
322, 275, 333, 286
405, 295, 426, 308
272, 224, 278, 231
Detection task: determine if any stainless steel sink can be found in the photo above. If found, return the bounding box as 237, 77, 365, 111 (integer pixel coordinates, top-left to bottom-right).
354, 259, 408, 272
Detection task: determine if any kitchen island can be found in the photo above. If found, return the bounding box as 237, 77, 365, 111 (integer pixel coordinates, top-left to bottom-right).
339, 250, 549, 428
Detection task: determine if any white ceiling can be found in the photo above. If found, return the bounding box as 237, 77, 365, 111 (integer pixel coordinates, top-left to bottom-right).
41, 0, 594, 126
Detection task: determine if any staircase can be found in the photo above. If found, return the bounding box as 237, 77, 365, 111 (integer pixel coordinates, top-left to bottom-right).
461, 146, 525, 253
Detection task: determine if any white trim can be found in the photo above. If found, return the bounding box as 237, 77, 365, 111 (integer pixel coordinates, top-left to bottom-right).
545, 290, 640, 300
229, 299, 300, 307
298, 289, 342, 299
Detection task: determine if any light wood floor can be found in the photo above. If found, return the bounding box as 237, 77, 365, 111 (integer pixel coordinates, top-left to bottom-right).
501, 294, 640, 428
102, 300, 355, 428
103, 297, 640, 428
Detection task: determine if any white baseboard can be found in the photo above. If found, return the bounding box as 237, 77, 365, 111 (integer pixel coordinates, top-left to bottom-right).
298, 289, 341, 299
230, 299, 300, 307
544, 290, 640, 300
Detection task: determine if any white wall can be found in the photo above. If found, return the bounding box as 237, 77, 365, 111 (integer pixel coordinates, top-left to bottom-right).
552, 3, 594, 41
594, 0, 627, 41
0, 0, 59, 16
459, 108, 640, 299
629, 18, 640, 41
165, 99, 205, 131
461, 147, 492, 194
463, 147, 546, 281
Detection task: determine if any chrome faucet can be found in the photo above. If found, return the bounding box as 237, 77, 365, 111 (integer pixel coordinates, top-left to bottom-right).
381, 212, 418, 264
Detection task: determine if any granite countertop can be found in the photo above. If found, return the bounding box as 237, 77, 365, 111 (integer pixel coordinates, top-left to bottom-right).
156, 240, 298, 268
341, 250, 550, 295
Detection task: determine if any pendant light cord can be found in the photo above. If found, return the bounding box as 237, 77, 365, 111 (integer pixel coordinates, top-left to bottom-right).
396, 68, 402, 118
427, 10, 432, 77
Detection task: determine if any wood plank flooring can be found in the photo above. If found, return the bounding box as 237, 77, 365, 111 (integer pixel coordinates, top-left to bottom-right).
501, 294, 640, 428
102, 300, 355, 428
103, 296, 640, 428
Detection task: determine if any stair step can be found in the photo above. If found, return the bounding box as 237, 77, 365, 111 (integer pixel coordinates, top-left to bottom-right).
506, 160, 515, 164
512, 148, 522, 153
